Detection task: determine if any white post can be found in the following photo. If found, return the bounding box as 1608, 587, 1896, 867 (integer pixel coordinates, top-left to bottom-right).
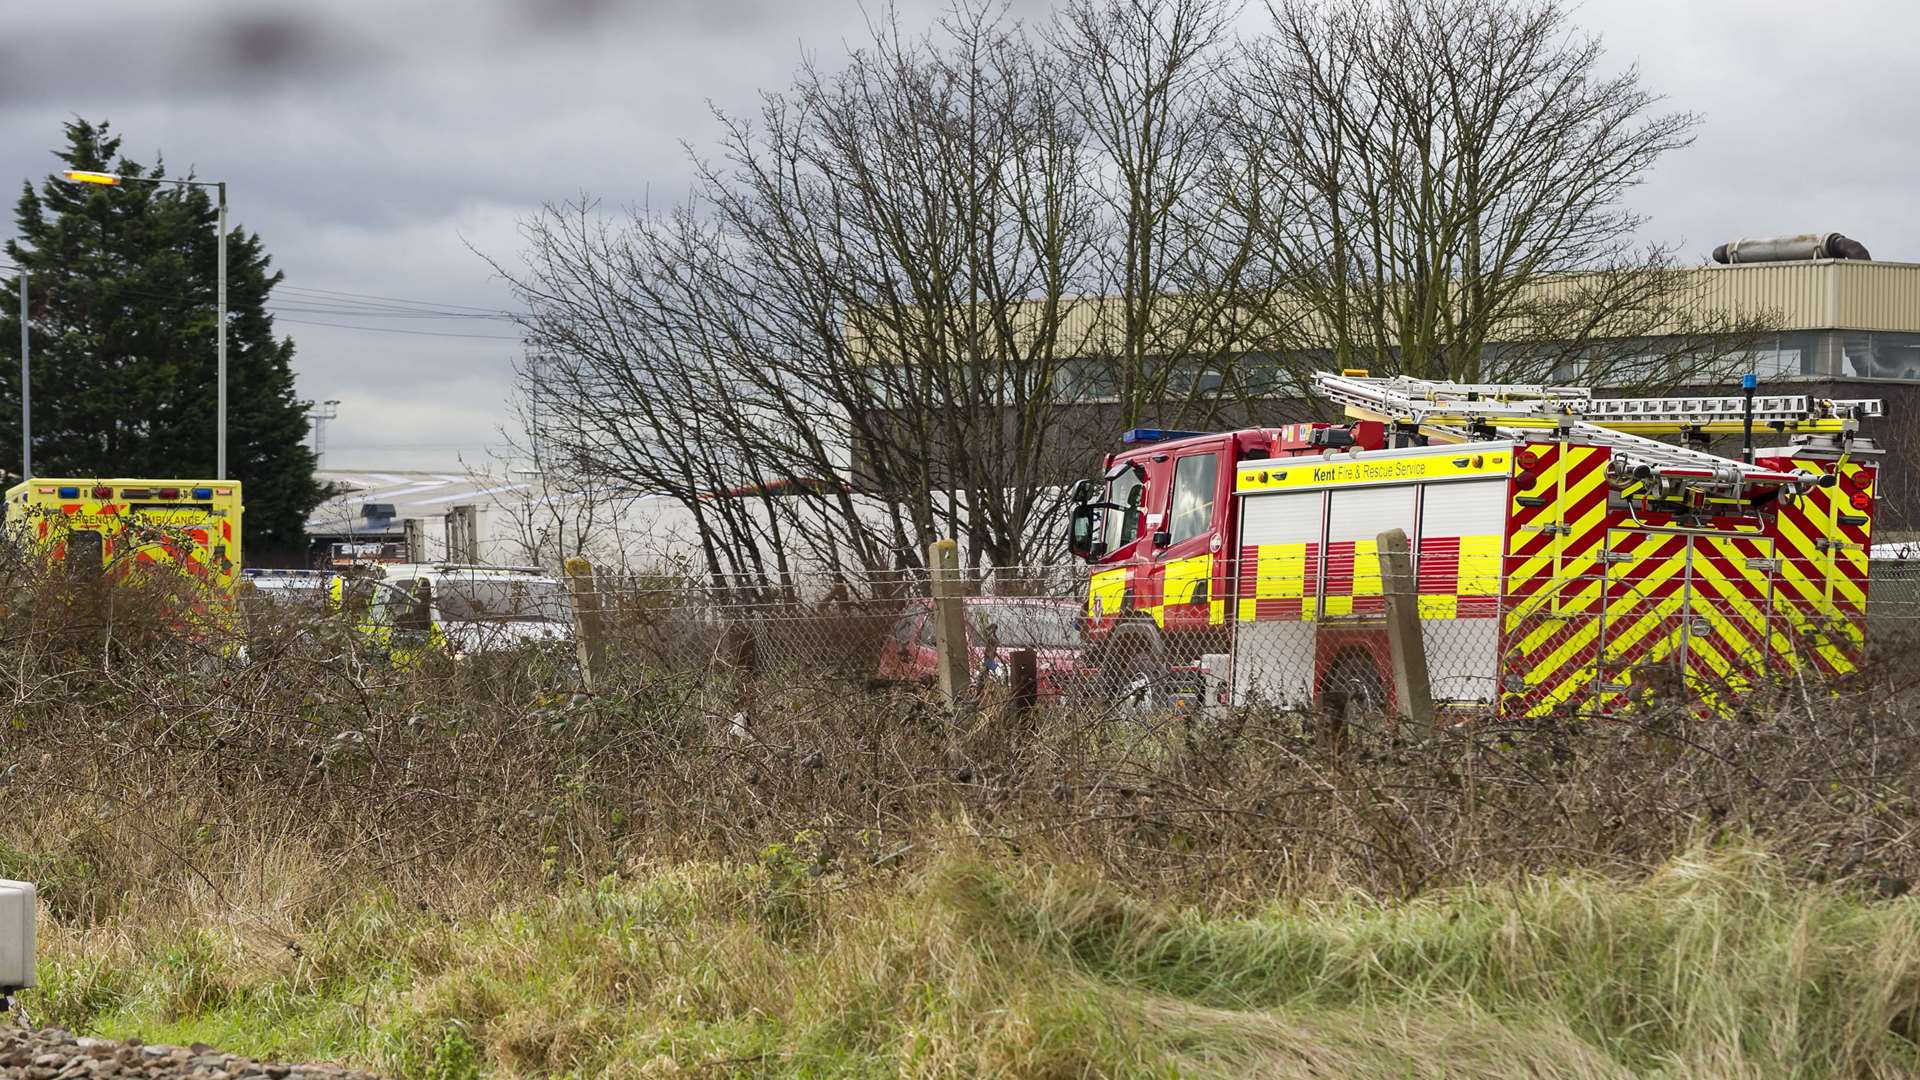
928, 539, 970, 707
1377, 528, 1434, 725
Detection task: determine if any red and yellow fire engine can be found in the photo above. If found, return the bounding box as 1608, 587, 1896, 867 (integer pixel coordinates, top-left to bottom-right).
1066, 372, 1881, 716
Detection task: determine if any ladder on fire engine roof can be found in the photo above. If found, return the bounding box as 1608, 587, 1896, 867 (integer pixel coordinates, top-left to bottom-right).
1311, 370, 1885, 498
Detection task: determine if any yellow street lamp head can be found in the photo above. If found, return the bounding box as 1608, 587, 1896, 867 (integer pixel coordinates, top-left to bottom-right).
62, 171, 122, 186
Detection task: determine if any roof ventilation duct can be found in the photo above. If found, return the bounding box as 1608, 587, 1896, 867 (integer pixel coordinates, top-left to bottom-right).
1713, 233, 1871, 264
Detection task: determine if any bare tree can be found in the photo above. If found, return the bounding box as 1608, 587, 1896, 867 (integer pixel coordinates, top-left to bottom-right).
501, 0, 1758, 590
713, 4, 1096, 575
502, 2, 1261, 586
1044, 0, 1298, 420
1233, 0, 1762, 391
471, 380, 634, 570
499, 202, 817, 594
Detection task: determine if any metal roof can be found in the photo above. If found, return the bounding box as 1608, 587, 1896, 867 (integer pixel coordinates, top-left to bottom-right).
307, 469, 534, 538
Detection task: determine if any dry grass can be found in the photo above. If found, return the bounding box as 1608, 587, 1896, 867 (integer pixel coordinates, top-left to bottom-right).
17, 819, 1920, 1078
4, 560, 1920, 1075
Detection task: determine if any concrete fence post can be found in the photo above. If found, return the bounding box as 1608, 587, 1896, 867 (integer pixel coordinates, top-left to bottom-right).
927, 539, 970, 707
566, 556, 610, 692
1377, 528, 1434, 725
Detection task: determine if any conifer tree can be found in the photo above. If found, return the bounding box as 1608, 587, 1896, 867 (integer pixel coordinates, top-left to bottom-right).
0, 119, 322, 554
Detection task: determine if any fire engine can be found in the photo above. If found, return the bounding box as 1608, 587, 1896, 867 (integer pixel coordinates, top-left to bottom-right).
1065, 372, 1882, 717
4, 478, 243, 591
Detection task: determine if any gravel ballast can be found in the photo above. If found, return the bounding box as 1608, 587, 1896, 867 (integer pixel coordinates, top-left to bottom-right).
0, 1028, 383, 1080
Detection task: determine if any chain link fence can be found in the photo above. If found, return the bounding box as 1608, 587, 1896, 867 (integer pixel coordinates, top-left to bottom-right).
519, 547, 1920, 719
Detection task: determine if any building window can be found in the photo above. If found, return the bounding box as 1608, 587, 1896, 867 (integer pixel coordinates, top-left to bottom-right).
1837, 331, 1920, 380
1742, 342, 1802, 379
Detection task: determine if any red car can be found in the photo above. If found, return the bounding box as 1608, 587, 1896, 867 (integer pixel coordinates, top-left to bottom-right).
876, 597, 1087, 702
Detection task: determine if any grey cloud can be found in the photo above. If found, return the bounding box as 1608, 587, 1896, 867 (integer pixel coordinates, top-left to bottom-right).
2, 0, 992, 470
3, 0, 1916, 472
0, 0, 826, 105
0, 8, 383, 103
1572, 0, 1920, 263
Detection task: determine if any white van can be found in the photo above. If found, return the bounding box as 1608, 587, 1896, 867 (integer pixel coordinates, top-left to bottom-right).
353, 563, 575, 658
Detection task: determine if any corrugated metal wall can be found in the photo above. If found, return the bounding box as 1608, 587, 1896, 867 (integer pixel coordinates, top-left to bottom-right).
1698, 261, 1920, 333
1699, 262, 1834, 329
1545, 261, 1920, 334
1832, 262, 1920, 331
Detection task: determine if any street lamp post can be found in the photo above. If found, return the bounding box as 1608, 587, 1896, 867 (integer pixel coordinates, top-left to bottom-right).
64, 169, 229, 480
216, 182, 226, 483
2, 261, 26, 479
17, 268, 26, 481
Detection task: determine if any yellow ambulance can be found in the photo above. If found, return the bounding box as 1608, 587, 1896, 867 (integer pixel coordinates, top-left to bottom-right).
5, 477, 243, 598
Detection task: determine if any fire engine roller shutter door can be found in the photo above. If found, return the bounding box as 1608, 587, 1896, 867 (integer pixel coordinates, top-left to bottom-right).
1232, 490, 1323, 708
1323, 484, 1417, 617
1763, 458, 1870, 677
1416, 479, 1506, 704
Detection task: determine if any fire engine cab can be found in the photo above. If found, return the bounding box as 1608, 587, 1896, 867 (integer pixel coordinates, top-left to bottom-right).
1066, 372, 1881, 717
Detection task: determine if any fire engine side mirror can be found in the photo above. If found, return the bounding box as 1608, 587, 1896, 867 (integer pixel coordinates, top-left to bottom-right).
1067, 504, 1105, 560
1068, 478, 1096, 504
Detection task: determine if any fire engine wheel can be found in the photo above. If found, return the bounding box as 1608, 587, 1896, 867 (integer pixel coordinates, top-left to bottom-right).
1320, 650, 1386, 724
1106, 624, 1168, 712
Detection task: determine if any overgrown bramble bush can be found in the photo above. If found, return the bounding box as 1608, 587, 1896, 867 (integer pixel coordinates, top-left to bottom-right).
8, 558, 1920, 1074
1, 552, 1918, 906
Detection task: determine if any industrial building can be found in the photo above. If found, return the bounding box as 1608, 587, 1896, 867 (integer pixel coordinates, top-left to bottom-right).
1571, 251, 1920, 532
310, 238, 1920, 570
1674, 254, 1920, 380
304, 469, 699, 571
991, 246, 1920, 534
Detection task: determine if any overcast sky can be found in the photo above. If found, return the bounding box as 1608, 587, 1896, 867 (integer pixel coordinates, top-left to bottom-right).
3, 0, 1912, 472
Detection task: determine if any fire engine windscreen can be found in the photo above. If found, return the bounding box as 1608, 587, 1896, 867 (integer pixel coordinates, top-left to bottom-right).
437, 580, 571, 623
969, 602, 1084, 650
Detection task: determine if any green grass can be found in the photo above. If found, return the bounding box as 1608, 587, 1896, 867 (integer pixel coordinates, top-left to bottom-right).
22, 840, 1920, 1078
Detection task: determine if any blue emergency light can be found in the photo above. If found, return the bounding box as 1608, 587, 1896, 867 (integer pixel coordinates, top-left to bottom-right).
192, 487, 213, 500
1121, 427, 1210, 445
56, 487, 79, 499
